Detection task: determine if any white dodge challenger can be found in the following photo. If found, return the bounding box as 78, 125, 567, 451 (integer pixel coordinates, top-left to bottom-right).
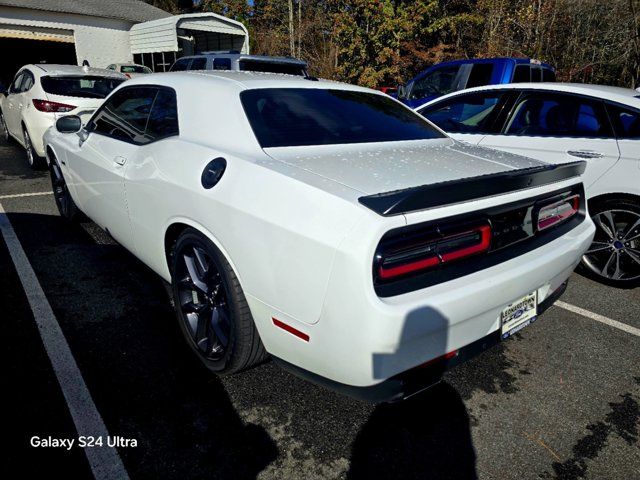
43, 72, 595, 402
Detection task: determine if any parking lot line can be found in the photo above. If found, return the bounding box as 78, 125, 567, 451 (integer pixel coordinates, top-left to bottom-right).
555, 300, 640, 337
0, 191, 53, 200
0, 203, 130, 480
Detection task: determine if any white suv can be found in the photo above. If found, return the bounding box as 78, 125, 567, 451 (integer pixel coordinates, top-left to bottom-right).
0, 64, 126, 168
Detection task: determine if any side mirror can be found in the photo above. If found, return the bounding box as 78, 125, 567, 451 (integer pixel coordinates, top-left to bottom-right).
56, 115, 82, 134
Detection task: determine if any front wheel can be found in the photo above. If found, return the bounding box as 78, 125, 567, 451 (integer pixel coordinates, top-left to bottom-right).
170, 229, 267, 373
580, 198, 640, 288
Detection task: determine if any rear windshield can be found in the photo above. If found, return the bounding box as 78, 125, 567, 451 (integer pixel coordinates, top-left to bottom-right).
121, 65, 151, 74
41, 76, 125, 99
238, 60, 305, 76
241, 88, 445, 148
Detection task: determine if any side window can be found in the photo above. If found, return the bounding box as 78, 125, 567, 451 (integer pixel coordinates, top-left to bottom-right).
512, 65, 530, 83
542, 68, 556, 82
465, 64, 494, 89
189, 57, 207, 70
10, 72, 24, 93
91, 87, 158, 144
606, 104, 640, 139
170, 58, 190, 72
530, 66, 542, 83
213, 58, 231, 70
505, 93, 613, 137
21, 72, 34, 92
409, 66, 461, 99
146, 88, 179, 140
419, 91, 506, 134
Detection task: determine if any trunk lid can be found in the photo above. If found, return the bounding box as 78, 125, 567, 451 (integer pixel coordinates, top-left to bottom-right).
264, 139, 546, 195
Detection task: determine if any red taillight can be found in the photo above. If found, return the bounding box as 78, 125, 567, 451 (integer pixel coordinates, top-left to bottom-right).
124, 73, 131, 79
377, 223, 492, 280
536, 194, 580, 232
32, 99, 76, 113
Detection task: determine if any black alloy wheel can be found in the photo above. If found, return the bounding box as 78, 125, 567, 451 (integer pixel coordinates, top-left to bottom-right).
49, 155, 80, 221
171, 229, 267, 373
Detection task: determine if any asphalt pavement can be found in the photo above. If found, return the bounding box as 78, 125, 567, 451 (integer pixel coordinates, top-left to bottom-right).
1, 139, 638, 480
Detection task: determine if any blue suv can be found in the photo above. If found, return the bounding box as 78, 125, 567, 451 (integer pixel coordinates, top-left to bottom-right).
397, 58, 556, 108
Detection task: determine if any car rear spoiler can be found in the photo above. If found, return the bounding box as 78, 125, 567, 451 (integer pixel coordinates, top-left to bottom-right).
358, 161, 586, 216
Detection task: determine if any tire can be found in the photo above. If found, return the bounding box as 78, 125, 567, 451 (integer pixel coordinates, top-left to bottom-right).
170, 228, 267, 374
49, 154, 82, 222
0, 110, 10, 143
579, 197, 640, 288
23, 127, 45, 169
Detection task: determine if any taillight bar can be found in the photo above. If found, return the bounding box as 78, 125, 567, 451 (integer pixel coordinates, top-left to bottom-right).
32, 99, 76, 113
377, 224, 492, 280
536, 194, 580, 232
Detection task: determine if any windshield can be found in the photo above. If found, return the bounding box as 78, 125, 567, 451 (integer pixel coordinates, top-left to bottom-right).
403, 66, 460, 100
121, 65, 151, 74
238, 60, 306, 76
241, 88, 445, 148
41, 76, 125, 99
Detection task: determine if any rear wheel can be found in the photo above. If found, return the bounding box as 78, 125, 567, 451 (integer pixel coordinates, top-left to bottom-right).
580, 198, 640, 288
49, 154, 81, 222
170, 229, 267, 373
23, 127, 44, 169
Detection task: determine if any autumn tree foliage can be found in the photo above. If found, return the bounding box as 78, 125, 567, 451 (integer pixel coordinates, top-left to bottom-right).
145, 0, 640, 88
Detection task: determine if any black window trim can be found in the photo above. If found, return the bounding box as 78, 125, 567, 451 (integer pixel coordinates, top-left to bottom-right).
87, 84, 179, 146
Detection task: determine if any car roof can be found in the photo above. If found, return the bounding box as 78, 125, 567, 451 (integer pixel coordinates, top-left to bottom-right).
419, 57, 553, 69
418, 82, 640, 108
25, 64, 126, 78
123, 70, 375, 93
181, 53, 307, 66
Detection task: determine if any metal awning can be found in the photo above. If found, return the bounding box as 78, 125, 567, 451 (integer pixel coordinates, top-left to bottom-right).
0, 24, 74, 43
129, 12, 249, 55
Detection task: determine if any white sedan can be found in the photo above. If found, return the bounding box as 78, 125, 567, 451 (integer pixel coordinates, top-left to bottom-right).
417, 83, 640, 287
43, 72, 594, 401
106, 63, 153, 78
0, 64, 126, 168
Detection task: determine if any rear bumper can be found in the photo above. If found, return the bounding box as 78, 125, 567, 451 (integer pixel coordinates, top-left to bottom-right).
274, 280, 568, 403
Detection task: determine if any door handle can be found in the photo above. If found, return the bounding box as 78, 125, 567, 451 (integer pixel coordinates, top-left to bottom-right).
567, 150, 603, 159
114, 156, 127, 166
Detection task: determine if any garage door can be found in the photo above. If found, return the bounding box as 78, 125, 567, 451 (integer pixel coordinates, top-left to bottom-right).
0, 26, 76, 88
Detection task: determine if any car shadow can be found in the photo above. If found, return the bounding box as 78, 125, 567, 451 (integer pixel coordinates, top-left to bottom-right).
347, 382, 477, 480
348, 306, 477, 480
7, 209, 481, 479
5, 211, 278, 479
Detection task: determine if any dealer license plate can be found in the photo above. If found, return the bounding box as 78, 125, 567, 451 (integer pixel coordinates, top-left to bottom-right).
500, 291, 537, 339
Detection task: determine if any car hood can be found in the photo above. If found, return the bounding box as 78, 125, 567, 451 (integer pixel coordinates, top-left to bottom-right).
263, 139, 546, 195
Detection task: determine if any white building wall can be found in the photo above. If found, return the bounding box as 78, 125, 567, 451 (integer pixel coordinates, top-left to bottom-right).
0, 6, 134, 67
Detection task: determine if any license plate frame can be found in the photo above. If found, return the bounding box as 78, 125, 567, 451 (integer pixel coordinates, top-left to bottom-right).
500, 291, 537, 339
